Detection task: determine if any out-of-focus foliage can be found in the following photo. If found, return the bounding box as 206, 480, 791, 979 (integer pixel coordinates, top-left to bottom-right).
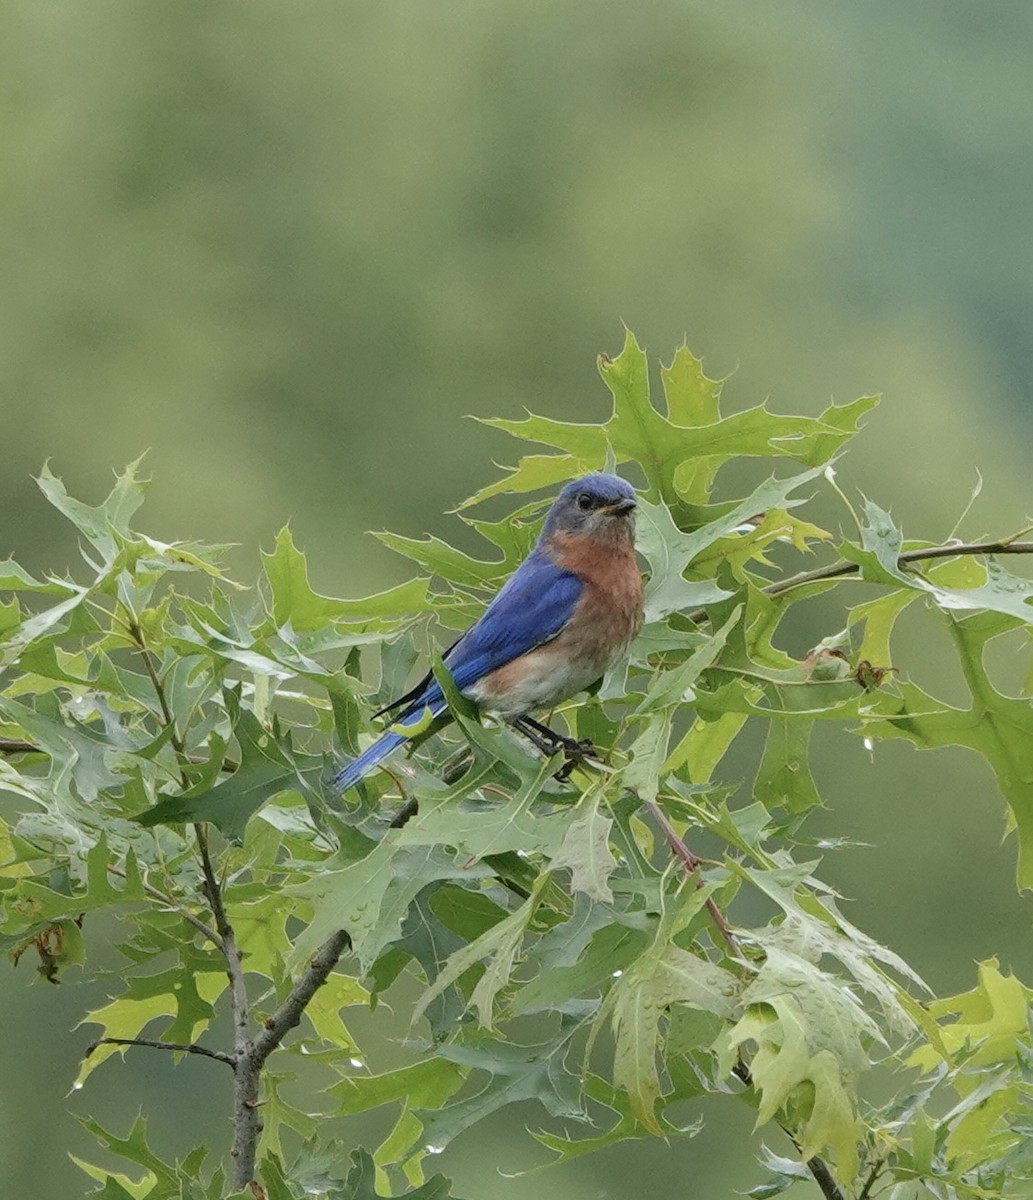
4, 0, 1033, 588
5, 338, 1033, 1198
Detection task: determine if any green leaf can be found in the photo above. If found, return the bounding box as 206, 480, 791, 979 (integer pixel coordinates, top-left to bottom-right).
863, 614, 1033, 890
415, 882, 543, 1028
511, 919, 652, 1017
909, 959, 1031, 1073
291, 840, 484, 973
0, 692, 123, 803
333, 1148, 470, 1200
329, 1059, 467, 1179
393, 762, 568, 860
457, 454, 588, 510
76, 966, 225, 1086
534, 1072, 702, 1165
75, 1114, 177, 1192
635, 464, 828, 622
1, 837, 144, 944
600, 887, 738, 1132
754, 717, 820, 813
262, 526, 428, 631
659, 345, 723, 500
722, 946, 877, 1182
550, 788, 617, 903
415, 1026, 586, 1154
299, 970, 368, 1049
373, 531, 503, 589
846, 499, 1033, 622
36, 458, 149, 560
137, 704, 293, 840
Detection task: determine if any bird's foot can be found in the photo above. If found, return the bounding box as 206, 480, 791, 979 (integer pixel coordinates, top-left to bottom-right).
553, 736, 600, 782
510, 717, 602, 780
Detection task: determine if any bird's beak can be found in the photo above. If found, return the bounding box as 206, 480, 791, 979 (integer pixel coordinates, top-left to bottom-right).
606, 498, 637, 516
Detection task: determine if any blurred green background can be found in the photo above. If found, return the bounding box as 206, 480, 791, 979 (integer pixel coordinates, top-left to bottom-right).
3, 1, 1033, 1195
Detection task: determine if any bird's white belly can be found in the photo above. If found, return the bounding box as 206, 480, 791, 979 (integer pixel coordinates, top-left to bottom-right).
464, 638, 619, 720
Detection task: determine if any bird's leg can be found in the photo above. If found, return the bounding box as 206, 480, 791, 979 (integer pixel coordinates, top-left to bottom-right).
510, 715, 561, 756
510, 715, 598, 781
520, 714, 597, 757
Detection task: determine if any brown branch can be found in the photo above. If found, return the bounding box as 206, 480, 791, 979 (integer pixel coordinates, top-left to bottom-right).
804, 1154, 847, 1200
122, 612, 352, 1189
128, 620, 184, 757
642, 796, 741, 957
251, 930, 352, 1067
84, 1035, 234, 1067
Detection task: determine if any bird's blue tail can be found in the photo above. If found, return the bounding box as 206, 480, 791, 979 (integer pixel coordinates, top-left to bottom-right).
333, 699, 446, 793
333, 730, 408, 793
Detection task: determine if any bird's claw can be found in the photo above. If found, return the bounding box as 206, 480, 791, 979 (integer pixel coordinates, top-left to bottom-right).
552, 736, 600, 782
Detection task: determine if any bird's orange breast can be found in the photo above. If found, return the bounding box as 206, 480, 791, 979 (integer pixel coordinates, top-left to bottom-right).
549, 528, 644, 654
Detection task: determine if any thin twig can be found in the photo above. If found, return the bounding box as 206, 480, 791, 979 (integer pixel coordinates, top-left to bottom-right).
0, 738, 38, 755
763, 538, 1033, 599
251, 930, 352, 1067
642, 796, 741, 957
0, 736, 237, 773
857, 1159, 884, 1200
84, 1035, 234, 1067
105, 861, 224, 953
128, 622, 182, 751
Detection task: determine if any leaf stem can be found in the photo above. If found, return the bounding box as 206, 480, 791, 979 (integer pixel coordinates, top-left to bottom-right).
0, 736, 237, 773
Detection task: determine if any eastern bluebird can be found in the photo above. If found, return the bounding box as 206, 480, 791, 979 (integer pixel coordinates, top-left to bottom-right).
334, 473, 644, 792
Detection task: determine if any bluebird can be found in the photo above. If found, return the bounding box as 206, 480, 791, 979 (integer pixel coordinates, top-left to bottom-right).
334, 473, 644, 793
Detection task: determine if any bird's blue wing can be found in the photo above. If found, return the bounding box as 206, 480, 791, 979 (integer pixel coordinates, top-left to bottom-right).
387, 550, 582, 717
444, 549, 583, 691
371, 552, 583, 723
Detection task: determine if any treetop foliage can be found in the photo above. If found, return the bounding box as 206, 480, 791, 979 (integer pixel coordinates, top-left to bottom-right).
4, 333, 1033, 1199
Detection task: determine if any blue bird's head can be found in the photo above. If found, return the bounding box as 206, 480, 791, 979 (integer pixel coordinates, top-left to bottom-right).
541, 472, 638, 541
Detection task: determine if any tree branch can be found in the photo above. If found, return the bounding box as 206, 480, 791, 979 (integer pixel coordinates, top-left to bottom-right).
251, 930, 352, 1067
193, 825, 259, 1191
804, 1154, 847, 1200
84, 1035, 235, 1067
121, 611, 352, 1189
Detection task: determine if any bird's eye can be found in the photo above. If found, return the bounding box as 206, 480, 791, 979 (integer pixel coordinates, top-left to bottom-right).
576, 492, 593, 511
